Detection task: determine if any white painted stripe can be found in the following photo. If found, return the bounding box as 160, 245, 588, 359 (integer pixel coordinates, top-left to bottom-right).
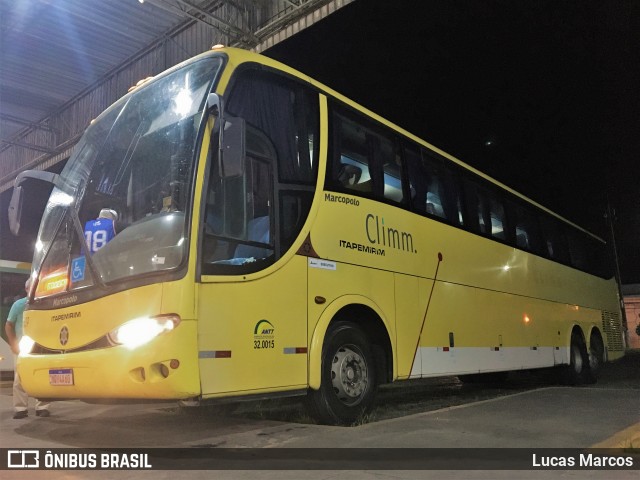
0, 260, 31, 273
409, 346, 570, 378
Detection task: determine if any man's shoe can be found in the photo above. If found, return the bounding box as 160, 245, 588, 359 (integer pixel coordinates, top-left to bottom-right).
35, 410, 50, 417
13, 410, 28, 419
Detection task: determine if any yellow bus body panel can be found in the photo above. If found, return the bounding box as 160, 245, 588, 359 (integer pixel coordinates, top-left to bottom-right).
308, 291, 396, 391
197, 256, 308, 398
308, 192, 623, 377
19, 283, 200, 399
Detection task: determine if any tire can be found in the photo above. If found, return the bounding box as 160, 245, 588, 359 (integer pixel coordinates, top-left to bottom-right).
587, 333, 605, 384
307, 321, 377, 425
562, 332, 589, 385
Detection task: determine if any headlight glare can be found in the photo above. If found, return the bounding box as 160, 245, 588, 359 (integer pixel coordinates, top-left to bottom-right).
18, 335, 35, 355
108, 315, 180, 349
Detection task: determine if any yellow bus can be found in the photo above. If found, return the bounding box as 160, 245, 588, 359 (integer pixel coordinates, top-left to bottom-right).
9, 47, 625, 425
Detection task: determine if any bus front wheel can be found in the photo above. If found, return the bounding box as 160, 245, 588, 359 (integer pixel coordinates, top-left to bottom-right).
307, 321, 377, 425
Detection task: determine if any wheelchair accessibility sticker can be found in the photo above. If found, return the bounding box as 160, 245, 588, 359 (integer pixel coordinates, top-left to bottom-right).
71, 256, 86, 283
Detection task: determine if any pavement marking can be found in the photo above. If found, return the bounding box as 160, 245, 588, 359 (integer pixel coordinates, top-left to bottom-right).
365, 386, 559, 427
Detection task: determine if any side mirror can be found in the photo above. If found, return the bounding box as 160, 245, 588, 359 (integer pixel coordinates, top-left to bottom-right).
207, 93, 245, 177
8, 185, 25, 235
8, 170, 59, 235
219, 115, 245, 178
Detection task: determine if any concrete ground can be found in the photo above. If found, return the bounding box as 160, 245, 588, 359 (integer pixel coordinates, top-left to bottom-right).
1, 355, 638, 480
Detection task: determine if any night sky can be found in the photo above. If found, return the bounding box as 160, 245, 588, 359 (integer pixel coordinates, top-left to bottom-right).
265, 0, 639, 283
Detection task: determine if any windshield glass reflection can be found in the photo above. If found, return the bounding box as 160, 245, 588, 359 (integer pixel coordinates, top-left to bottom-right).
33, 58, 221, 298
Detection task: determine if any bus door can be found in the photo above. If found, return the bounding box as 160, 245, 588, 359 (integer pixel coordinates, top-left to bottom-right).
197, 128, 308, 397
196, 67, 321, 398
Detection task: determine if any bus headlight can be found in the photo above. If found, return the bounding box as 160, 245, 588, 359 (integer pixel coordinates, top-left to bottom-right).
18, 335, 35, 355
108, 315, 180, 349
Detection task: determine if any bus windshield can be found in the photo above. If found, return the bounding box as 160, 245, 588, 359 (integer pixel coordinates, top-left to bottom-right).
32, 57, 222, 298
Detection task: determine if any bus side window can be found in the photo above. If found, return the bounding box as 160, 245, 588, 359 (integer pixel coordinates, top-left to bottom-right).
226, 69, 319, 185
201, 68, 322, 274
463, 179, 490, 235
462, 179, 479, 233
330, 106, 401, 203
383, 147, 404, 203
567, 229, 589, 272
463, 179, 506, 240
404, 144, 462, 225
477, 196, 490, 235
507, 201, 543, 254
540, 217, 571, 264
488, 198, 506, 240
404, 144, 427, 212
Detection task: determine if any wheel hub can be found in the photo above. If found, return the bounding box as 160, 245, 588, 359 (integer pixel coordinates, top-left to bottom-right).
331, 346, 368, 405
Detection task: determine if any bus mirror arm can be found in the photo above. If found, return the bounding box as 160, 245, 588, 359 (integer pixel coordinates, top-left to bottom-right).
8, 170, 60, 236
14, 170, 60, 187
207, 93, 222, 117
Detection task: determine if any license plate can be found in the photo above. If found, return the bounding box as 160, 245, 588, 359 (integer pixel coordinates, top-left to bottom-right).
49, 368, 74, 386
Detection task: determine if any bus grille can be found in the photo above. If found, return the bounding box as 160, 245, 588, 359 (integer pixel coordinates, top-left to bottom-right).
601, 310, 624, 351
30, 336, 113, 355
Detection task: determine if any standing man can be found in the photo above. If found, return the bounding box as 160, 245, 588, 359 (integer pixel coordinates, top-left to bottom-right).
5, 279, 50, 419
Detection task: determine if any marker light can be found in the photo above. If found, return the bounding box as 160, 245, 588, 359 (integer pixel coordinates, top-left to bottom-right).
108, 315, 180, 349
36, 268, 69, 297
18, 335, 35, 355
128, 76, 154, 92
211, 44, 225, 50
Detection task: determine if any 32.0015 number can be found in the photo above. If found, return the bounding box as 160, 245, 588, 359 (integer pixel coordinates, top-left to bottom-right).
254, 340, 274, 349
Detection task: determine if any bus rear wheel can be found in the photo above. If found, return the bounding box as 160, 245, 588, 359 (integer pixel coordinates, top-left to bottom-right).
307, 321, 377, 425
563, 332, 589, 385
587, 333, 605, 384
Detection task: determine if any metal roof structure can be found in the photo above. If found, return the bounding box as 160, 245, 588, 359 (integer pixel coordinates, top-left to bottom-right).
0, 0, 353, 192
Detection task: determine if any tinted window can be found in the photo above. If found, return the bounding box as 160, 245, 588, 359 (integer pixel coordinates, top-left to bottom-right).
540, 216, 571, 263
507, 201, 543, 253
566, 228, 611, 277
329, 106, 403, 203
226, 69, 319, 185
405, 144, 463, 225
201, 69, 319, 275
463, 179, 506, 240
